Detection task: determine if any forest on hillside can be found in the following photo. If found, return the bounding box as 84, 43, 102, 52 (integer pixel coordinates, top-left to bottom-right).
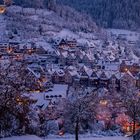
58, 0, 140, 30
0, 0, 140, 30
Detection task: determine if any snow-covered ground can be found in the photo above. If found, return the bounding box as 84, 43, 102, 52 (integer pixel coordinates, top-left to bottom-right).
1, 135, 131, 140
46, 136, 130, 140
107, 29, 140, 42
1, 135, 42, 140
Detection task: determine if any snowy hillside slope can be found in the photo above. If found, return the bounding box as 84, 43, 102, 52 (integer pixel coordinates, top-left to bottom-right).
4, 5, 100, 42
0, 5, 139, 61
0, 5, 106, 53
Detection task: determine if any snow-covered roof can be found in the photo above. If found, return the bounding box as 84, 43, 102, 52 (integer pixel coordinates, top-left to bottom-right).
61, 51, 68, 58
45, 84, 68, 98
27, 67, 40, 78
80, 66, 93, 77
104, 63, 119, 71
31, 84, 68, 109
98, 71, 110, 80
7, 6, 23, 14
23, 8, 36, 15
90, 71, 98, 79
68, 70, 79, 76
120, 70, 135, 79
54, 69, 65, 76
36, 41, 54, 52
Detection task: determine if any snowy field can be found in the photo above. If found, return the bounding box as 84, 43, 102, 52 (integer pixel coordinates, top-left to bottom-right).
1, 135, 132, 140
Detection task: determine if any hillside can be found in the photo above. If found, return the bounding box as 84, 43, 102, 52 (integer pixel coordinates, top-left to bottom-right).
0, 5, 139, 59
1, 0, 140, 30
58, 0, 140, 30
0, 4, 107, 44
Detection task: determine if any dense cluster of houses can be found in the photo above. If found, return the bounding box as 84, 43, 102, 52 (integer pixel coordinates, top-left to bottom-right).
0, 25, 140, 136
0, 38, 140, 94
51, 65, 140, 90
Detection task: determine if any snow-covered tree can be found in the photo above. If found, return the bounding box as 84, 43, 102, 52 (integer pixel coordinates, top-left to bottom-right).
97, 87, 121, 130
134, 129, 140, 140
120, 85, 140, 140
33, 0, 44, 9
0, 61, 38, 136
47, 0, 56, 10
63, 88, 98, 140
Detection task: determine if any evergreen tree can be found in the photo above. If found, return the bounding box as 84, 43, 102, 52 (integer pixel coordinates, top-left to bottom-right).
47, 0, 56, 10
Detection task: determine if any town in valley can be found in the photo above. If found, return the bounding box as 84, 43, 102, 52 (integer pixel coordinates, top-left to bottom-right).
0, 0, 140, 140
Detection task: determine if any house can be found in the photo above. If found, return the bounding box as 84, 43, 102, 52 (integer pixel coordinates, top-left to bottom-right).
109, 73, 120, 91
67, 39, 77, 48
89, 71, 99, 87
120, 71, 136, 92
136, 72, 140, 88
36, 46, 48, 55
76, 50, 85, 63
120, 60, 140, 74
32, 84, 68, 113
0, 42, 9, 53
66, 53, 77, 65
58, 52, 67, 66
82, 54, 94, 66
52, 70, 65, 84
26, 67, 42, 91
58, 39, 68, 50
64, 67, 78, 85
28, 65, 53, 91
99, 71, 110, 88
57, 39, 77, 51
64, 70, 73, 84
79, 66, 91, 86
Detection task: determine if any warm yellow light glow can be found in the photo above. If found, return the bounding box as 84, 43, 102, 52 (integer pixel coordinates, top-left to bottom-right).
0, 5, 6, 14
34, 90, 41, 93
7, 47, 13, 53
124, 68, 128, 72
59, 131, 64, 136
100, 100, 108, 106
16, 98, 20, 102
29, 90, 41, 93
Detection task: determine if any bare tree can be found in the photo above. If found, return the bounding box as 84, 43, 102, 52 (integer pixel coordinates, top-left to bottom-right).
63, 88, 98, 140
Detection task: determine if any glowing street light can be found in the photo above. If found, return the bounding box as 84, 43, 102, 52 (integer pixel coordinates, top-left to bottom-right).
0, 5, 6, 14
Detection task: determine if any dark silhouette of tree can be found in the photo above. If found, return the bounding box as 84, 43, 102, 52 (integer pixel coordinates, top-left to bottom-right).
0, 61, 38, 136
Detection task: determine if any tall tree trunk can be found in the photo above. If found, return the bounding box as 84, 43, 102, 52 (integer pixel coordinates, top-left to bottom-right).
75, 120, 79, 140
133, 119, 136, 140
133, 107, 136, 140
